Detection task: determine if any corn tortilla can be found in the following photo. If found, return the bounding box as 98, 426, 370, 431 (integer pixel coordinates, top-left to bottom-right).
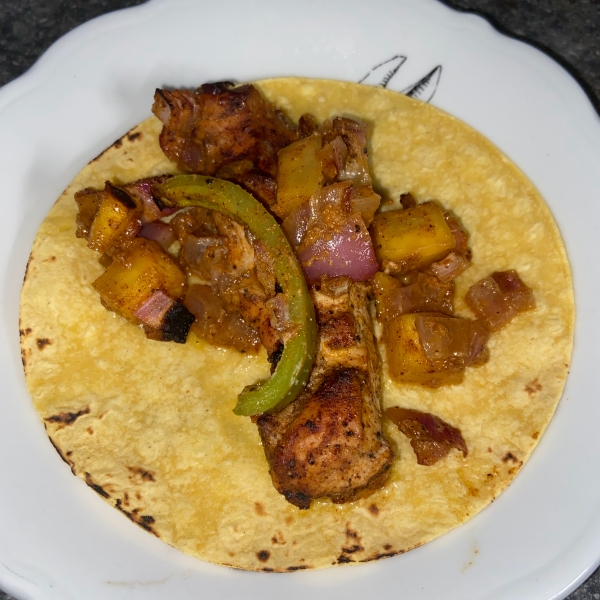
19, 78, 574, 571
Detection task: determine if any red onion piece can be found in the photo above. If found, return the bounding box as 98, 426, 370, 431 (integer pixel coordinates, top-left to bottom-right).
179, 234, 222, 275
372, 272, 454, 324
465, 277, 519, 331
297, 214, 379, 285
385, 406, 468, 465
491, 270, 536, 312
430, 250, 469, 282
328, 136, 348, 174
308, 181, 351, 216
326, 118, 370, 185
349, 186, 381, 226
138, 222, 176, 250
281, 202, 310, 247
415, 314, 490, 369
445, 213, 469, 256
123, 177, 175, 225
134, 290, 175, 329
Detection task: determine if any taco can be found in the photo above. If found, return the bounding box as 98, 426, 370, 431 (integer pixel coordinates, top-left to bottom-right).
19, 78, 573, 571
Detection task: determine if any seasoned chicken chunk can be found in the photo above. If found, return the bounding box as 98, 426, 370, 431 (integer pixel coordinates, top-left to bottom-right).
256, 277, 393, 508
152, 82, 300, 205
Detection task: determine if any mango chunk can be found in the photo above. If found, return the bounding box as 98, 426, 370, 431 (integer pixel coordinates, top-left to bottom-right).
371, 271, 403, 323
92, 238, 186, 321
370, 201, 455, 273
273, 133, 324, 218
87, 184, 140, 254
384, 313, 489, 387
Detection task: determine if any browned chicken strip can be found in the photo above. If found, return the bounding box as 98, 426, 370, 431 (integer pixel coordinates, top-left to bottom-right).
255, 276, 394, 509
152, 82, 300, 206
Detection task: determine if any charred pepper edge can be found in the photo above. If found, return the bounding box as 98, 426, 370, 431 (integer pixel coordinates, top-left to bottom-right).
154, 175, 317, 416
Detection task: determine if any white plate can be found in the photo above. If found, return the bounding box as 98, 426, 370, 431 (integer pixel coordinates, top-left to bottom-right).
1, 1, 599, 599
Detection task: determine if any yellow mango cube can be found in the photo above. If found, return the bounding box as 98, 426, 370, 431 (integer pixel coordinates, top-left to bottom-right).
87, 184, 139, 254
92, 238, 186, 321
384, 313, 464, 387
371, 271, 403, 323
273, 133, 324, 218
370, 201, 455, 272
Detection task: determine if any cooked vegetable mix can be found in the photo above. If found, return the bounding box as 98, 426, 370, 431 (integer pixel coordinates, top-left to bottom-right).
155, 175, 317, 416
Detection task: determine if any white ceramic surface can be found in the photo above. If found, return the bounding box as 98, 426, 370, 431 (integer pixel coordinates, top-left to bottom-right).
1, 1, 599, 599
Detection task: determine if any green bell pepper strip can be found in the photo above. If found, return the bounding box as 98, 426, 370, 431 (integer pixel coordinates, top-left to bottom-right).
155, 175, 317, 416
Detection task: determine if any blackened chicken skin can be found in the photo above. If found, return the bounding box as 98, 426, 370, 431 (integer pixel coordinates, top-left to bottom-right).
152, 82, 300, 206
255, 277, 394, 509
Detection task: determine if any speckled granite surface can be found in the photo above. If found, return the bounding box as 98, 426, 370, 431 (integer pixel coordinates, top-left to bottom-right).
0, 1, 598, 599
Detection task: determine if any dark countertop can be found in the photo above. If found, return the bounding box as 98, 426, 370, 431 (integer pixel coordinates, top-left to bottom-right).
1, 1, 598, 599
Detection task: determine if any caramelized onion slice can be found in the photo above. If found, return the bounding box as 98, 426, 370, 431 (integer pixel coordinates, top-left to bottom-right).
139, 222, 176, 251
429, 250, 469, 283
415, 313, 490, 369
466, 277, 515, 331
371, 272, 454, 324
444, 213, 470, 257
492, 270, 536, 312
465, 270, 535, 332
385, 406, 467, 465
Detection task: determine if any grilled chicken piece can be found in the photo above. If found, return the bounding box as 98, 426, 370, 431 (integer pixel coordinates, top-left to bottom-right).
255, 276, 394, 508
152, 82, 300, 206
